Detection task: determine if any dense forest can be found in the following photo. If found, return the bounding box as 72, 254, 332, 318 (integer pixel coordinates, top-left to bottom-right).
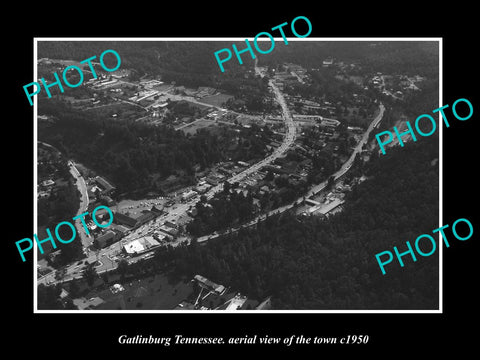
122, 135, 439, 310
38, 100, 271, 196
38, 40, 438, 80
187, 185, 257, 237
37, 178, 84, 265
37, 145, 84, 265
259, 41, 439, 78
37, 41, 269, 109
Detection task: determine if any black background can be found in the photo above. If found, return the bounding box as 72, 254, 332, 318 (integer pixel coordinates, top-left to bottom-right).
5, 3, 477, 355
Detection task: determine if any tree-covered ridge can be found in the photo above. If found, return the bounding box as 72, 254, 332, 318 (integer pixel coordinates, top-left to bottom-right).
147, 136, 439, 309
38, 41, 252, 86
37, 41, 438, 86
259, 41, 439, 78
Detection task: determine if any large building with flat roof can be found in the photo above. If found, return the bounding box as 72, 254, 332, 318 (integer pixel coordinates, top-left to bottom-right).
123, 236, 161, 256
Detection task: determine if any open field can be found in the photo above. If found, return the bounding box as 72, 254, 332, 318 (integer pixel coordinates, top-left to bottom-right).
114, 198, 166, 217
201, 93, 234, 107
84, 102, 146, 121
179, 118, 216, 135
92, 273, 194, 310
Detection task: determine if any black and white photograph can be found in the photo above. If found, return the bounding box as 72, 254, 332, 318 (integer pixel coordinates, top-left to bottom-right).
5, 6, 478, 355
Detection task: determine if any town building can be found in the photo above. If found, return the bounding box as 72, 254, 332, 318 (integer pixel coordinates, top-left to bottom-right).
158, 225, 179, 237
135, 211, 157, 226
94, 176, 116, 194
194, 274, 226, 296
322, 58, 334, 67
94, 230, 116, 248
113, 212, 138, 228
123, 236, 161, 256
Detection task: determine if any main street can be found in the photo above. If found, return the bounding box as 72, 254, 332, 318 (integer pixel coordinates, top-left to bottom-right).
201, 76, 297, 200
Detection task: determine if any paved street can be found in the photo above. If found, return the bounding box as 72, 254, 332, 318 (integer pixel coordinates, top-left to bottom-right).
68, 161, 91, 250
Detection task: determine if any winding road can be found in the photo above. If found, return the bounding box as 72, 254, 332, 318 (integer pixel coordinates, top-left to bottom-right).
68, 161, 91, 250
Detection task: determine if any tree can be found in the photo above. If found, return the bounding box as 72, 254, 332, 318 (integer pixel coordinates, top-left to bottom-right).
222, 180, 231, 194
69, 280, 81, 298
265, 170, 274, 182
83, 263, 98, 287
55, 268, 67, 281
37, 284, 63, 309
117, 259, 129, 281
327, 175, 336, 189
101, 272, 110, 284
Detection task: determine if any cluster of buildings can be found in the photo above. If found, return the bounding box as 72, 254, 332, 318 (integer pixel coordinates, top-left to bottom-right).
180, 86, 217, 99
370, 73, 424, 99
62, 274, 271, 310
38, 179, 56, 200
93, 200, 184, 256
94, 206, 165, 246
37, 143, 67, 201
175, 275, 271, 311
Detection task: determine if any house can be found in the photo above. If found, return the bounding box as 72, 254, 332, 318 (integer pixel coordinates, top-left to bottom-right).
164, 220, 177, 229
38, 191, 50, 199
94, 230, 116, 248
196, 86, 216, 98
100, 195, 115, 206
187, 207, 198, 217
113, 212, 138, 228
255, 296, 272, 310
151, 205, 164, 215
135, 211, 156, 226
206, 177, 219, 186
194, 275, 226, 295
153, 231, 168, 242
159, 225, 179, 237
41, 179, 55, 188
195, 183, 211, 194
182, 190, 198, 202
94, 176, 115, 194
322, 58, 334, 67
110, 224, 129, 238
59, 288, 70, 300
